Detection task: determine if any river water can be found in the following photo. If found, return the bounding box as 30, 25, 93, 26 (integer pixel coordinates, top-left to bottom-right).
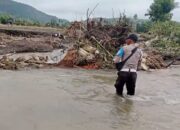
0, 66, 179, 130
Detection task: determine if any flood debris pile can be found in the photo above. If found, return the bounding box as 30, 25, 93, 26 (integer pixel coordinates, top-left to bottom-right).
145, 51, 167, 69
137, 34, 168, 70
0, 56, 18, 70
0, 21, 170, 70
58, 20, 131, 69
58, 41, 101, 69
140, 50, 167, 70
59, 21, 168, 70
58, 49, 78, 68
66, 21, 85, 38
86, 24, 131, 48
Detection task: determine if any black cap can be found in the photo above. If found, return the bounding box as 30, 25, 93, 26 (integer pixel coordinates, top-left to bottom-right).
126, 34, 138, 43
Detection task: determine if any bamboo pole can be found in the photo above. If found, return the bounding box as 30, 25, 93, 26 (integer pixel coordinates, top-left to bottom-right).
90, 36, 113, 58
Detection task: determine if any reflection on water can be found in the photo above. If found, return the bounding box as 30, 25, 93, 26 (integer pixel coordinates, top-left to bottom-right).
0, 67, 179, 130
110, 96, 134, 129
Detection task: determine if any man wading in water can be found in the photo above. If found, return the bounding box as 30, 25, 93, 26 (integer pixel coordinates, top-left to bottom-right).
113, 34, 142, 97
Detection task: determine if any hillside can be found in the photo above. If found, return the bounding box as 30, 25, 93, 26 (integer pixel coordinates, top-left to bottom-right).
0, 0, 68, 23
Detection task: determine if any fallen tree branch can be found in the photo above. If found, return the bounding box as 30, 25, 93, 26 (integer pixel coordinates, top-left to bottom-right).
88, 3, 99, 18
166, 57, 180, 68
90, 36, 113, 58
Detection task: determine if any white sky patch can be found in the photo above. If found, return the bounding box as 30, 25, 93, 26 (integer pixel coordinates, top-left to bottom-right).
14, 0, 180, 21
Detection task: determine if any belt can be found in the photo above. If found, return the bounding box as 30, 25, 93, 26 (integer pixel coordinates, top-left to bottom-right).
121, 68, 137, 72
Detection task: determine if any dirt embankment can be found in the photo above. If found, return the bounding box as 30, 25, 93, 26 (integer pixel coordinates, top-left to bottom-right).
0, 25, 71, 70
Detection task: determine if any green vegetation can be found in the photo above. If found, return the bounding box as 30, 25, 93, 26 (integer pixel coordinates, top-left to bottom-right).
0, 13, 70, 27
0, 0, 57, 23
136, 20, 153, 33
145, 0, 180, 57
146, 0, 178, 22
0, 13, 13, 24
0, 13, 41, 26
136, 0, 180, 57
45, 19, 70, 28
0, 0, 69, 26
136, 0, 179, 33
150, 21, 180, 37
150, 21, 180, 57
14, 19, 41, 26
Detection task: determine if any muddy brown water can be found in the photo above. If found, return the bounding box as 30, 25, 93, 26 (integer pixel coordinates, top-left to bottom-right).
0, 66, 180, 130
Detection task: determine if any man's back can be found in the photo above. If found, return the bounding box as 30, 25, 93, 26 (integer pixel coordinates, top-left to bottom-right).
122, 44, 142, 70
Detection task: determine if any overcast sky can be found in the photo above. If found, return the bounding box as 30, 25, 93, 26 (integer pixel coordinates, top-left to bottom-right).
14, 0, 180, 21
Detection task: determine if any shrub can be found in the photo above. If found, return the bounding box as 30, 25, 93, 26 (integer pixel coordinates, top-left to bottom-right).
150, 21, 180, 57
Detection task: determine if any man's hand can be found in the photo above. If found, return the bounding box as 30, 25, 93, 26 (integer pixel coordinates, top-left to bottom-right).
113, 56, 121, 64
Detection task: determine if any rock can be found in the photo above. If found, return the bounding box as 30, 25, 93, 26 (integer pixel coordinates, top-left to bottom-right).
31, 55, 39, 61
18, 62, 29, 68
15, 57, 26, 62
39, 56, 45, 61
0, 60, 18, 70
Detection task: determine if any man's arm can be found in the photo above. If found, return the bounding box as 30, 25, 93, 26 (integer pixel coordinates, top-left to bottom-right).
137, 49, 143, 67
139, 49, 143, 62
113, 48, 124, 63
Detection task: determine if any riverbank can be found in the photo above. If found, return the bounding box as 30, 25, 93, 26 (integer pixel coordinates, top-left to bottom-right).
0, 24, 179, 70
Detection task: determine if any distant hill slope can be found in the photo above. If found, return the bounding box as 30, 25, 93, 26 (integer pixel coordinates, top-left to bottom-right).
0, 0, 68, 23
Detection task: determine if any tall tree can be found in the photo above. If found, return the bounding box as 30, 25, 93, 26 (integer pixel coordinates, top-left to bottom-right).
146, 0, 179, 21
133, 14, 138, 20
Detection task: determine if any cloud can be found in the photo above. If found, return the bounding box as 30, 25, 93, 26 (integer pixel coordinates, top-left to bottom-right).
14, 0, 180, 21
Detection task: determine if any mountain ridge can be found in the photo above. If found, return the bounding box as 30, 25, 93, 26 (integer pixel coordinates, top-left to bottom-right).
0, 0, 68, 23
